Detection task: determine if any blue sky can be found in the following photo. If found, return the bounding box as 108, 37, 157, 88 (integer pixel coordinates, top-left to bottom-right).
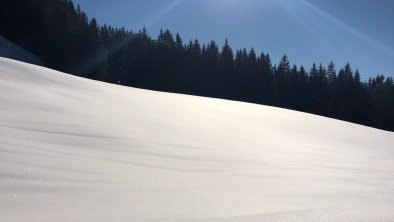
73, 0, 394, 79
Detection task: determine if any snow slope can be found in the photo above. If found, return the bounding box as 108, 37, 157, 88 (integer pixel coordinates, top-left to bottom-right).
0, 57, 393, 222
0, 36, 44, 66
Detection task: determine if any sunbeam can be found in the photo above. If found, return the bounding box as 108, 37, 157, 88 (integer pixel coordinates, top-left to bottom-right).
298, 0, 394, 57
72, 0, 185, 76
144, 0, 184, 27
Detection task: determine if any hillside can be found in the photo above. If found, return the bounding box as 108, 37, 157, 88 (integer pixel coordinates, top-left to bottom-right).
1, 0, 393, 131
0, 36, 44, 66
0, 57, 393, 222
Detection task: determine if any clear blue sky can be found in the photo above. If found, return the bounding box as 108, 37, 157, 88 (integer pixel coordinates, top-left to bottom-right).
73, 0, 394, 79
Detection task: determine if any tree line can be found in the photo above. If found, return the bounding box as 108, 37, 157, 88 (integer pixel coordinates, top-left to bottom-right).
1, 0, 393, 131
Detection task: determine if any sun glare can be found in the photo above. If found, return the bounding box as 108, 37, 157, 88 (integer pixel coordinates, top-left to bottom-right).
207, 0, 254, 12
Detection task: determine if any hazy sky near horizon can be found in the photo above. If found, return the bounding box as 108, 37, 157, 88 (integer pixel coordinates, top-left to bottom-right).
73, 0, 394, 79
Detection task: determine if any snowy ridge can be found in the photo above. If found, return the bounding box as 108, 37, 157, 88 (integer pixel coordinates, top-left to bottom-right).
0, 36, 44, 66
0, 57, 393, 222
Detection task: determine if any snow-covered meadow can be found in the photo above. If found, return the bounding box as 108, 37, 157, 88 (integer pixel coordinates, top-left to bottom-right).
0, 57, 393, 221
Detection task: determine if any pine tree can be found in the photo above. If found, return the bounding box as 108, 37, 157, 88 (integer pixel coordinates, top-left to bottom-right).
220, 38, 234, 74
327, 61, 336, 85
354, 69, 362, 88
175, 33, 183, 49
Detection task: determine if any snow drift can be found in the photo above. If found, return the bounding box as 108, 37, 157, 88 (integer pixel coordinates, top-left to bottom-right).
0, 57, 393, 222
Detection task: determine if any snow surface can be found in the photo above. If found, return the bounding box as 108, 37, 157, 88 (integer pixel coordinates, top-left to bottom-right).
0, 57, 393, 222
0, 36, 44, 66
